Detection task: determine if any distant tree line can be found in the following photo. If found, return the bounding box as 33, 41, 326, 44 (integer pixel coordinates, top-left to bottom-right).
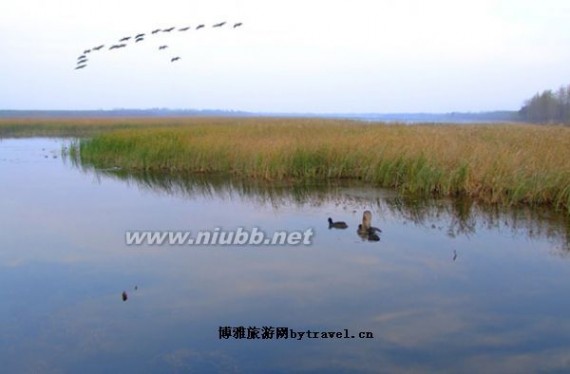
519, 84, 570, 124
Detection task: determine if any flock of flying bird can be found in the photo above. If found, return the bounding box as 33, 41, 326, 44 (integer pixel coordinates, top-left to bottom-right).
75, 21, 243, 70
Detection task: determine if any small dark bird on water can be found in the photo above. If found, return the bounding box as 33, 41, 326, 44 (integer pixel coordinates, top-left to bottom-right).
233, 22, 243, 28
179, 26, 190, 31
122, 291, 128, 301
453, 250, 458, 261
357, 210, 381, 237
171, 56, 181, 62
213, 21, 226, 28
328, 217, 348, 229
367, 230, 380, 242
158, 45, 168, 50
196, 24, 205, 30
358, 225, 380, 241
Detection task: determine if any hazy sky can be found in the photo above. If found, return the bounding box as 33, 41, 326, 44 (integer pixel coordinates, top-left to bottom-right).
1, 0, 569, 113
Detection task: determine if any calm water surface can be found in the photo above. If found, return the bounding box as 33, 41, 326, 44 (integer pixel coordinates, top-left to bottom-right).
1, 138, 570, 373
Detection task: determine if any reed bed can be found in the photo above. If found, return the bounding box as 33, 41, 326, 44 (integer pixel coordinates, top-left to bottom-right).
69, 118, 570, 213
0, 117, 198, 137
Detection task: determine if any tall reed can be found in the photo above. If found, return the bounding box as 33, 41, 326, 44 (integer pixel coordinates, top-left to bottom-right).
71, 118, 570, 214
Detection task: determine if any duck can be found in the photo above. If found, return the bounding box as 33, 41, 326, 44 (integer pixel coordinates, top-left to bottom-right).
328, 217, 348, 229
358, 224, 380, 241
357, 210, 382, 240
357, 210, 372, 234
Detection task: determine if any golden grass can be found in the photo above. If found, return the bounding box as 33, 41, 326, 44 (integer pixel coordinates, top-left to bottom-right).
65, 117, 570, 213
0, 117, 198, 137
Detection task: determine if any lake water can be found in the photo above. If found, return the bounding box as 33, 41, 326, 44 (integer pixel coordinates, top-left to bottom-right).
2, 138, 570, 373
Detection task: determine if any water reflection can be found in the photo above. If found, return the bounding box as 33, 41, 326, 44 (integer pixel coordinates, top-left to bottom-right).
3, 138, 570, 373
76, 164, 570, 252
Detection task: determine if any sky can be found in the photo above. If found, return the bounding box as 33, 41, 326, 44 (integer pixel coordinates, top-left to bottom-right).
0, 0, 569, 113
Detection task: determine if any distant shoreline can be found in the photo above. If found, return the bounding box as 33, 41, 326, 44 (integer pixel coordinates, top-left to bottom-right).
0, 109, 521, 124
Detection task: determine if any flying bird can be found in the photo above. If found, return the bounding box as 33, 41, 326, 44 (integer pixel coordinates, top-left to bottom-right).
109, 43, 127, 50
74, 20, 247, 71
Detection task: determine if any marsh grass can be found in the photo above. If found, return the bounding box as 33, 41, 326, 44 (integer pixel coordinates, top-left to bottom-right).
65, 117, 570, 213
0, 117, 196, 138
